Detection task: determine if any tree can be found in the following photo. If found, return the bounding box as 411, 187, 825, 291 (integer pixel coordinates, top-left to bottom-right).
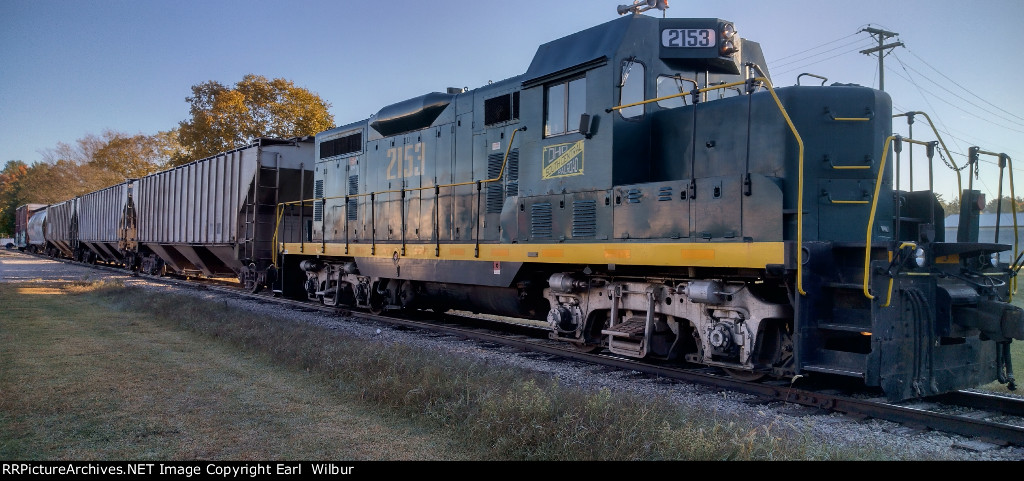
940, 192, 961, 217
18, 130, 177, 207
0, 160, 29, 236
177, 74, 334, 162
91, 130, 181, 182
983, 196, 1024, 214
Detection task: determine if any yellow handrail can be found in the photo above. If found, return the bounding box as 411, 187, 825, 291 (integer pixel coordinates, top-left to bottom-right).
863, 137, 936, 301
881, 242, 918, 307
863, 136, 897, 300
608, 80, 750, 113
756, 79, 807, 295
271, 203, 284, 267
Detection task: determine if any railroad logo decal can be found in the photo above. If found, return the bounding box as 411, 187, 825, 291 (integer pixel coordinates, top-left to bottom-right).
542, 141, 584, 179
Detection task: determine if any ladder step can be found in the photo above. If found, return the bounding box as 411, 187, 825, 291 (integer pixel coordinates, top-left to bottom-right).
824, 282, 864, 289
802, 364, 864, 377
607, 338, 644, 357
817, 323, 871, 333
602, 318, 646, 339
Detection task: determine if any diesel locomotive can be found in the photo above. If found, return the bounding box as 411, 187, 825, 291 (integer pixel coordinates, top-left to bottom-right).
273, 4, 1024, 401
16, 2, 1023, 402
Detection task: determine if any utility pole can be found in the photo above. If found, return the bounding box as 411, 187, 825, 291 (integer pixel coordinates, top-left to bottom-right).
859, 27, 903, 91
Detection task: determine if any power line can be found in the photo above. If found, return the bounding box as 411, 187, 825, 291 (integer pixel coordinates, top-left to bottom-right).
767, 31, 860, 63
773, 40, 876, 76
771, 37, 871, 70
906, 48, 1024, 124
894, 53, 1024, 126
887, 61, 1024, 136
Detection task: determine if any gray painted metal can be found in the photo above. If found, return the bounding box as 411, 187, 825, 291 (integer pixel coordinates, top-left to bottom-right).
136, 148, 252, 245
134, 137, 313, 277
26, 209, 46, 248
78, 181, 131, 262
44, 198, 77, 257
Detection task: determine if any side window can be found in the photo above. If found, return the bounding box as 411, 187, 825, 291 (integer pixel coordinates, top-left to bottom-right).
618, 58, 645, 119
545, 76, 586, 137
709, 81, 742, 100
656, 75, 697, 109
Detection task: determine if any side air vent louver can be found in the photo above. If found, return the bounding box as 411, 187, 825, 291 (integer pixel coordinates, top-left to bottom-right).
572, 200, 597, 238
531, 203, 553, 238
486, 153, 504, 214
505, 149, 519, 199
347, 175, 359, 221
313, 179, 324, 221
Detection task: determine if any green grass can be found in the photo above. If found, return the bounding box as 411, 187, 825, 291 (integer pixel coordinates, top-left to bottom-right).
0, 280, 472, 460
1, 279, 910, 460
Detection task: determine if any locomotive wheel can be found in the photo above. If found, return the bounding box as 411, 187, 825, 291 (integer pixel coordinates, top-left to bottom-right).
722, 368, 767, 382
368, 293, 385, 315
563, 342, 603, 354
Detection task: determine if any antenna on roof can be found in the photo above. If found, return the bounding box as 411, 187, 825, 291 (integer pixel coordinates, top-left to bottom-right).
617, 0, 668, 16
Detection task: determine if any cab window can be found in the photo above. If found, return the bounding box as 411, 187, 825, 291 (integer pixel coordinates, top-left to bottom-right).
656, 75, 697, 109
709, 81, 742, 100
619, 58, 645, 119
545, 76, 586, 137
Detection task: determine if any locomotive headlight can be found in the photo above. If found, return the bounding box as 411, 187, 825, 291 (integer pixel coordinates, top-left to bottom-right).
991, 253, 1000, 267
914, 248, 927, 268
719, 23, 738, 56
721, 23, 736, 40
720, 40, 738, 56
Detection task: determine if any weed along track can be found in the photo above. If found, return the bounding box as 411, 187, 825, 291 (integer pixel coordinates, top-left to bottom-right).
4, 248, 1024, 460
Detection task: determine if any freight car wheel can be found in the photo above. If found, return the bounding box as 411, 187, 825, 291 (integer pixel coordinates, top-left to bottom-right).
242, 263, 263, 294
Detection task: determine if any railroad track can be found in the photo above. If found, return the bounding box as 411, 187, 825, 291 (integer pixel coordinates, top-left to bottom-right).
23, 251, 1024, 448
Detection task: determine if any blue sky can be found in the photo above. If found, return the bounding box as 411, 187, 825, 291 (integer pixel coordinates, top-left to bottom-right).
2, 0, 1022, 201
